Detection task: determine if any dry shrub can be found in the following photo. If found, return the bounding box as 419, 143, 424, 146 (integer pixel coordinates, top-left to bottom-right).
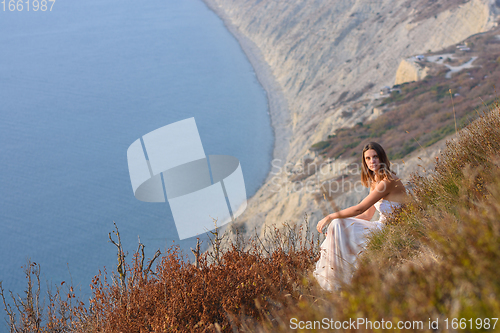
2, 222, 317, 332
0, 260, 88, 333
84, 221, 317, 332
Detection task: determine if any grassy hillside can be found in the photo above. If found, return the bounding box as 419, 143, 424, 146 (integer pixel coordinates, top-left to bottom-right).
311, 27, 500, 161
254, 101, 500, 332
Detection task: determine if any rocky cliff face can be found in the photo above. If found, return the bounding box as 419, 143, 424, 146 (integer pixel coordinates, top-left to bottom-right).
394, 58, 428, 85
202, 0, 498, 240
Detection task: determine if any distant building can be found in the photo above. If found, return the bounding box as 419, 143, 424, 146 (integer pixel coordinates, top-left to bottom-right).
456, 44, 471, 51
380, 86, 391, 95
372, 107, 383, 116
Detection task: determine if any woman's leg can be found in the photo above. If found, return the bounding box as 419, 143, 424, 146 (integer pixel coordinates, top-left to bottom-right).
314, 218, 379, 290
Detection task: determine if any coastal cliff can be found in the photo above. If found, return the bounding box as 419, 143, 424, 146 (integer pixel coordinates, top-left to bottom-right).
202, 0, 499, 240
394, 58, 428, 85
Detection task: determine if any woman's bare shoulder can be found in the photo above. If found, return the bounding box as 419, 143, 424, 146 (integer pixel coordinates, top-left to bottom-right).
388, 172, 403, 183
387, 176, 408, 201
388, 176, 405, 188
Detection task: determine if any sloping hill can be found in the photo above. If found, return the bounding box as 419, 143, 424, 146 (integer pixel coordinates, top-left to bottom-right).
203, 0, 499, 241
252, 100, 500, 333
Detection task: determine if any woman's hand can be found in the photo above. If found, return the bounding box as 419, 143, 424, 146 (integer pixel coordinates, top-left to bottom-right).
316, 216, 331, 234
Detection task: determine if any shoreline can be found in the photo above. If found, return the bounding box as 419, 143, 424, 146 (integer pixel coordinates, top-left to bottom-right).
201, 0, 292, 185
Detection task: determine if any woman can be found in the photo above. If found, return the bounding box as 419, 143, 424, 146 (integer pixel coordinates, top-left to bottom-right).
313, 142, 408, 291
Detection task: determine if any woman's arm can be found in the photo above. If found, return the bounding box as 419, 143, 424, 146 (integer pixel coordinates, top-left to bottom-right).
355, 205, 376, 221
355, 186, 375, 220
316, 179, 393, 233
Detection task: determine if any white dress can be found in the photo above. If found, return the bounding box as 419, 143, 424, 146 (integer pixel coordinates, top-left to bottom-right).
313, 199, 402, 291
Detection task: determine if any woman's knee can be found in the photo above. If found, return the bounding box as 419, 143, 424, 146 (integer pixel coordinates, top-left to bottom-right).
327, 218, 341, 233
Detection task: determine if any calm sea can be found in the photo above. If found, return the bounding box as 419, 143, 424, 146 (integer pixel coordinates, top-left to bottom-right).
0, 0, 272, 317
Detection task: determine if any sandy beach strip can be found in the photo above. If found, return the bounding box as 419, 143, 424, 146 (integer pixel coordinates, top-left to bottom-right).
201, 0, 292, 184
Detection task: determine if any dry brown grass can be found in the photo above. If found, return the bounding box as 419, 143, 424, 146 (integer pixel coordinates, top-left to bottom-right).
87, 227, 316, 332
246, 101, 500, 332
2, 221, 319, 332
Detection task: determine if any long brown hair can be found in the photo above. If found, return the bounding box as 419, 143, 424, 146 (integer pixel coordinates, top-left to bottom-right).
361, 142, 396, 188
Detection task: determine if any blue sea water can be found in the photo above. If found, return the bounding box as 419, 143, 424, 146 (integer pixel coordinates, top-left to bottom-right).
0, 0, 273, 320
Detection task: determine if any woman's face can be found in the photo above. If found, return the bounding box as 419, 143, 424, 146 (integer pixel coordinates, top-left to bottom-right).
364, 149, 380, 172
